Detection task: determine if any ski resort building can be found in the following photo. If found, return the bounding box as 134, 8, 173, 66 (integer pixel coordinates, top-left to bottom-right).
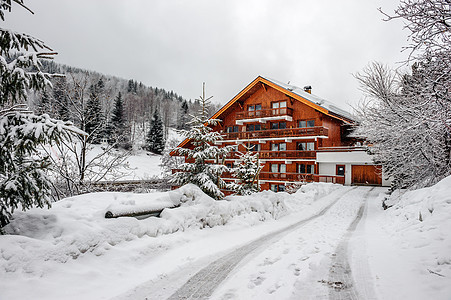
172, 76, 390, 192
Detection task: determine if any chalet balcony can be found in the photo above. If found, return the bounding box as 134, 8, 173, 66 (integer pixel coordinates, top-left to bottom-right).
226, 150, 315, 159
222, 126, 328, 141
259, 172, 314, 182
313, 174, 345, 185
235, 107, 293, 124
259, 150, 316, 159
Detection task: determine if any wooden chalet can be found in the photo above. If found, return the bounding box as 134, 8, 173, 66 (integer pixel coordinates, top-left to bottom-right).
172, 76, 390, 192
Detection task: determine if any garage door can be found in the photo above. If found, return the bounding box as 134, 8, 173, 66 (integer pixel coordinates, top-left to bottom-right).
351, 165, 382, 185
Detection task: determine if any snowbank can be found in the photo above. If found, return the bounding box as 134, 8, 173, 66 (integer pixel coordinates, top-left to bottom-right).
1, 183, 341, 268
372, 176, 451, 298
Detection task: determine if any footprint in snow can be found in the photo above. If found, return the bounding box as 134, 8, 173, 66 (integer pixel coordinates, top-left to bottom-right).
248, 273, 266, 289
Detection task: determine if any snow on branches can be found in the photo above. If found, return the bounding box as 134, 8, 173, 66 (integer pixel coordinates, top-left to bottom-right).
0, 111, 81, 226
229, 149, 263, 195
355, 0, 450, 190
0, 1, 82, 227
171, 84, 232, 200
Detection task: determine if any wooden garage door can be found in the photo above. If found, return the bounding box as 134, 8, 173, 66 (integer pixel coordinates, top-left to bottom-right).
351, 165, 382, 185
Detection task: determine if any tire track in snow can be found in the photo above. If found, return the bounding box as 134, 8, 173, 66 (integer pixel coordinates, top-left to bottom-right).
166, 187, 357, 300
327, 187, 376, 300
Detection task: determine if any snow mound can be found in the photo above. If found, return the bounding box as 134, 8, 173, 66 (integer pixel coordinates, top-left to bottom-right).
0, 183, 341, 275
384, 175, 451, 279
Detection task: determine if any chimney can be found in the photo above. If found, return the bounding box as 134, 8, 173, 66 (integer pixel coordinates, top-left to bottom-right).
304, 86, 312, 94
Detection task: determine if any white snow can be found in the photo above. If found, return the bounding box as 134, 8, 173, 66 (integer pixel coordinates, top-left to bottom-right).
0, 177, 450, 300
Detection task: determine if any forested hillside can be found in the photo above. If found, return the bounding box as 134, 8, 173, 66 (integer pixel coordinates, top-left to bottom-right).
29, 60, 221, 148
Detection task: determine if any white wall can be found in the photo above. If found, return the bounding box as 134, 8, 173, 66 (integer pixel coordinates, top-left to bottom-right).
316, 150, 373, 164
317, 150, 391, 186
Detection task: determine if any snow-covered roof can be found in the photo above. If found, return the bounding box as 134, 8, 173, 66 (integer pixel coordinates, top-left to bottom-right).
262, 77, 355, 122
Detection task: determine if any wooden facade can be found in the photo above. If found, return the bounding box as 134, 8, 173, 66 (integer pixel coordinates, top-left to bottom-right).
172, 76, 384, 192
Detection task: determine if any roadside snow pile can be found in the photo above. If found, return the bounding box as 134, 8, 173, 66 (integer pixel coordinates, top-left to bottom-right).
384, 175, 451, 280
0, 183, 341, 272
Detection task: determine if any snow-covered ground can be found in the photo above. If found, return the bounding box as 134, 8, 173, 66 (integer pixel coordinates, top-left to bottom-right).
1, 178, 450, 299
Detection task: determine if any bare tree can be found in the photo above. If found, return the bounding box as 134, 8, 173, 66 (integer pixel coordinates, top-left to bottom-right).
44, 73, 131, 198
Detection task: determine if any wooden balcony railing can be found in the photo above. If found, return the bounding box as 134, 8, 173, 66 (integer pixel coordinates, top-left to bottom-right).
226, 150, 316, 159
236, 107, 293, 120
313, 175, 345, 184
259, 172, 314, 182
223, 126, 328, 140
259, 150, 316, 159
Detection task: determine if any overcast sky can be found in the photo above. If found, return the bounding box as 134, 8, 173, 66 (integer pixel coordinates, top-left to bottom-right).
4, 0, 409, 111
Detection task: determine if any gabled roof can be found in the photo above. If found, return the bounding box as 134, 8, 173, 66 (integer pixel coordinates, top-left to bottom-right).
173, 76, 355, 152
210, 76, 355, 124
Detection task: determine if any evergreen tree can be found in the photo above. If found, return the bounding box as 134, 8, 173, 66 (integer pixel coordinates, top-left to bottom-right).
36, 90, 50, 115
177, 100, 189, 130
171, 83, 231, 199
229, 149, 263, 195
110, 92, 128, 147
84, 82, 104, 144
145, 108, 165, 154
53, 77, 70, 121
0, 1, 81, 227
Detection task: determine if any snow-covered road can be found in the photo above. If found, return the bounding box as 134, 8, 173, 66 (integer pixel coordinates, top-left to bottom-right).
116, 186, 384, 300
4, 181, 450, 300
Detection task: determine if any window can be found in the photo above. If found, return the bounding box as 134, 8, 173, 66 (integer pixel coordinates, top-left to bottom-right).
299, 120, 315, 128
248, 143, 260, 152
226, 126, 239, 133
226, 163, 232, 168
336, 165, 345, 176
298, 163, 315, 174
271, 122, 286, 130
297, 142, 315, 151
271, 164, 286, 173
230, 145, 238, 152
280, 164, 286, 173
272, 101, 287, 109
298, 164, 305, 173
248, 104, 262, 111
271, 184, 286, 192
246, 124, 261, 131
271, 142, 286, 151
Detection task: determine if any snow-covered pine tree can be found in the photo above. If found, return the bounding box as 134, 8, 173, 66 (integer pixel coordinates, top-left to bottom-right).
229, 148, 263, 195
171, 83, 231, 199
35, 90, 50, 115
160, 137, 185, 177
110, 92, 129, 147
0, 0, 82, 227
52, 76, 70, 121
84, 83, 104, 144
177, 100, 189, 130
145, 108, 165, 154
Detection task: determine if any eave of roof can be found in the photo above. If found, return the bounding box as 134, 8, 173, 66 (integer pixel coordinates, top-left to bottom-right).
171, 76, 355, 154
